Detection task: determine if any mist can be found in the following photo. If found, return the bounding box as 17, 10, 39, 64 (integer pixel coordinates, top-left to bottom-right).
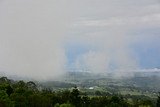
0, 0, 75, 80
0, 0, 160, 80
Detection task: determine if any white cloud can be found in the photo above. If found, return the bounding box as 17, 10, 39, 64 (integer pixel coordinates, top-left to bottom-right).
74, 13, 160, 28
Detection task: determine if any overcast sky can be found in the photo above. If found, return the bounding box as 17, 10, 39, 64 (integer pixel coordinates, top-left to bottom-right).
0, 0, 160, 80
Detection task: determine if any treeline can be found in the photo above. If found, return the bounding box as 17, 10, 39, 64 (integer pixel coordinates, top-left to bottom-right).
0, 76, 159, 107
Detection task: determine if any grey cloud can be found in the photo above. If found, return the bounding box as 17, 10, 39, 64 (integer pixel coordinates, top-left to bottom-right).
0, 0, 76, 80
65, 0, 160, 77
0, 0, 159, 80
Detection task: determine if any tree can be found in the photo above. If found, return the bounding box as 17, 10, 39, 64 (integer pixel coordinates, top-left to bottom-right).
81, 93, 90, 107
0, 90, 14, 107
6, 85, 13, 96
60, 103, 74, 107
0, 83, 13, 96
0, 77, 10, 83
26, 81, 37, 91
70, 87, 81, 107
10, 93, 27, 107
61, 90, 71, 103
157, 92, 160, 107
95, 90, 102, 96
28, 94, 52, 107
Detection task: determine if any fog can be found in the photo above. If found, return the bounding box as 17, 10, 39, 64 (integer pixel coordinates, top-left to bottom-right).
0, 0, 160, 80
0, 0, 75, 80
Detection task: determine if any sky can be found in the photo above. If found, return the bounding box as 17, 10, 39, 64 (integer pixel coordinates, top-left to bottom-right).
0, 0, 160, 80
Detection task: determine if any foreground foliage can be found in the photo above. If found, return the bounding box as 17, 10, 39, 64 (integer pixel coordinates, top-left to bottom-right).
0, 77, 159, 107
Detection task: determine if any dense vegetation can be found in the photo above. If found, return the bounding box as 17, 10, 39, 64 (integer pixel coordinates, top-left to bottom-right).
0, 76, 159, 107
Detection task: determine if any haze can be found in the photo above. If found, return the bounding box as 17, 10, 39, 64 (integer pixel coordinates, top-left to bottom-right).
0, 0, 160, 80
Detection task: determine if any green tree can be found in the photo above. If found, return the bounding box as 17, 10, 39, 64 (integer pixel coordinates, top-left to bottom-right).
10, 93, 28, 107
0, 90, 14, 107
61, 90, 71, 103
95, 90, 102, 96
0, 77, 11, 84
0, 83, 13, 96
70, 87, 81, 107
157, 92, 160, 107
60, 103, 74, 107
28, 93, 52, 107
26, 81, 37, 91
81, 93, 90, 107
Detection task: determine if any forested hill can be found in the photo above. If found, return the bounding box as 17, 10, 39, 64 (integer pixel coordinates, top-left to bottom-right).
0, 76, 160, 107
